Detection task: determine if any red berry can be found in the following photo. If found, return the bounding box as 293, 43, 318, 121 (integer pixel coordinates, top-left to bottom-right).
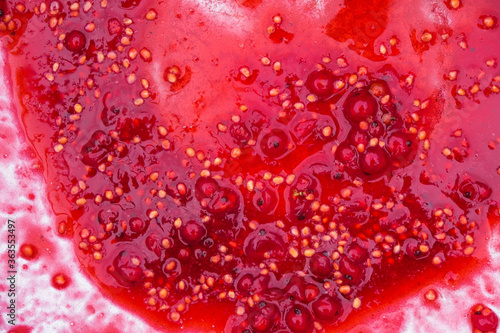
206, 187, 239, 214
244, 226, 287, 263
359, 146, 388, 174
404, 239, 430, 260
284, 276, 306, 300
112, 251, 143, 285
368, 120, 385, 137
179, 220, 207, 245
309, 253, 332, 278
129, 217, 146, 233
305, 69, 336, 98
195, 177, 220, 200
248, 301, 279, 332
346, 244, 368, 263
471, 304, 499, 332
285, 304, 313, 332
236, 273, 254, 296
369, 80, 391, 98
344, 89, 378, 122
304, 284, 320, 302
350, 129, 369, 146
458, 179, 492, 204
339, 256, 364, 284
252, 188, 278, 215
64, 30, 86, 52
259, 129, 290, 159
336, 142, 357, 164
312, 295, 343, 322
145, 233, 163, 256
387, 131, 412, 158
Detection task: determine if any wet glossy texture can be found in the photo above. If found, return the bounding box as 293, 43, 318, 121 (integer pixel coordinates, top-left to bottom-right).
1, 0, 500, 332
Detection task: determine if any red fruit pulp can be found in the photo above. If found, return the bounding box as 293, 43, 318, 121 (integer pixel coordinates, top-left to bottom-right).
1, 0, 500, 332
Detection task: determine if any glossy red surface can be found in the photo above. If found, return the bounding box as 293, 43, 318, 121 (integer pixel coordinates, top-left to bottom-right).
1, 0, 499, 332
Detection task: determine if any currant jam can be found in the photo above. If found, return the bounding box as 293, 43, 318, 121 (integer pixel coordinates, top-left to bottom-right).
1, 0, 499, 332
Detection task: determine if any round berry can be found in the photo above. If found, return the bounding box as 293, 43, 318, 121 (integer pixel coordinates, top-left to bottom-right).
206, 187, 239, 214
339, 256, 364, 284
312, 295, 343, 322
471, 304, 499, 332
195, 177, 220, 200
64, 30, 86, 52
350, 129, 369, 146
179, 220, 207, 245
346, 243, 368, 263
344, 89, 378, 122
260, 129, 290, 159
387, 131, 412, 158
112, 251, 143, 285
304, 284, 320, 302
336, 142, 357, 163
305, 69, 336, 98
405, 238, 429, 260
285, 304, 313, 332
129, 217, 146, 233
244, 226, 287, 263
248, 301, 279, 332
359, 146, 388, 174
309, 253, 332, 278
236, 273, 254, 296
369, 120, 385, 137
369, 80, 390, 98
252, 188, 278, 215
458, 180, 492, 203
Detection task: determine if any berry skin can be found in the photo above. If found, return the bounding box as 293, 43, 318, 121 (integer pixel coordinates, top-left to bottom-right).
259, 129, 290, 159
179, 220, 207, 245
305, 69, 336, 98
387, 131, 412, 158
312, 295, 343, 322
309, 253, 333, 278
471, 304, 499, 332
285, 304, 313, 332
359, 146, 389, 174
344, 89, 378, 122
64, 30, 86, 52
248, 301, 279, 332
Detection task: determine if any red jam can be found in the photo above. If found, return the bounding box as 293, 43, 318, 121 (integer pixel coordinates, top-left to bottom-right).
1, 0, 499, 332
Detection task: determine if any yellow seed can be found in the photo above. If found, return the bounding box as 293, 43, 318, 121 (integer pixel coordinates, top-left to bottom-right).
483, 17, 495, 28
464, 246, 474, 256
304, 249, 315, 257
425, 289, 437, 301
421, 32, 433, 42
76, 198, 86, 206
339, 285, 351, 294
450, 0, 460, 9
231, 148, 242, 158
146, 9, 157, 20
353, 298, 361, 309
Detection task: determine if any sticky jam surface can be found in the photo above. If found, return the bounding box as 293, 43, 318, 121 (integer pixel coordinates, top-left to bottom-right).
1, 0, 500, 332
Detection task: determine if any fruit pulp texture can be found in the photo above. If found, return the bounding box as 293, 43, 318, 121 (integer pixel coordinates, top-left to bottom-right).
1, 0, 500, 332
